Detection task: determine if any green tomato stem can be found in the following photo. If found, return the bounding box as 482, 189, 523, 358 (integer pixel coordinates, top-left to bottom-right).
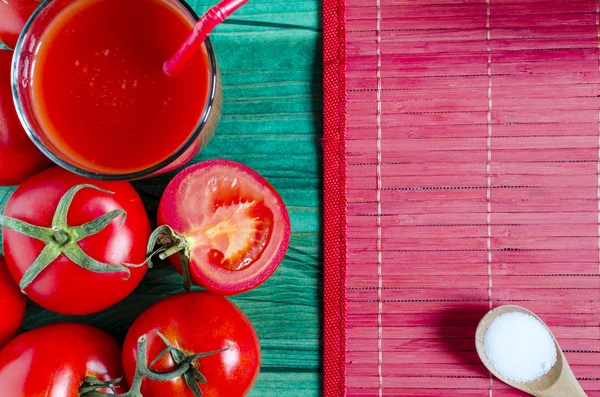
79, 332, 228, 397
78, 336, 148, 397
146, 225, 192, 290
52, 227, 71, 246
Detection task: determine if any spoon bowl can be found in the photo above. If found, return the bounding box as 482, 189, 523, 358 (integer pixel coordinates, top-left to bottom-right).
475, 305, 587, 397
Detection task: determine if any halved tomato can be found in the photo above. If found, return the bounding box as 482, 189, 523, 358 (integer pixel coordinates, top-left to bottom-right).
151, 159, 290, 295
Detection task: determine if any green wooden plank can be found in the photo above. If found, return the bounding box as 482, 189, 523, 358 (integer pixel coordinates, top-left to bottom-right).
2, 1, 323, 395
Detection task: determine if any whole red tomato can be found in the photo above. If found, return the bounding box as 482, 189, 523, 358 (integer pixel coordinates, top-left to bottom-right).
0, 254, 25, 348
122, 292, 261, 397
151, 159, 290, 295
0, 50, 51, 186
0, 0, 39, 49
0, 323, 124, 396
2, 167, 151, 315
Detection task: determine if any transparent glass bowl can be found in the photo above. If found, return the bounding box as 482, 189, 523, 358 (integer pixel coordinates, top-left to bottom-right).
12, 0, 222, 180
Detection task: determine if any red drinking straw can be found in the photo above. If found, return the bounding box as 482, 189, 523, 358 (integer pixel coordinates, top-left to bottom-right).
164, 0, 249, 76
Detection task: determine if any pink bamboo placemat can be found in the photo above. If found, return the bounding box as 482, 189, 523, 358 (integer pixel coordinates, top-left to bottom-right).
323, 0, 600, 396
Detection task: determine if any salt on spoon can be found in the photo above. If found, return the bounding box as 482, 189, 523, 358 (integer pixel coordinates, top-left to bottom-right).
475, 305, 587, 397
484, 311, 557, 383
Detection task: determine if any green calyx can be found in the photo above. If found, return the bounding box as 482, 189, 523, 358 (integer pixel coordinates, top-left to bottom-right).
149, 331, 227, 396
79, 377, 124, 395
0, 184, 132, 293
79, 331, 228, 397
146, 225, 193, 291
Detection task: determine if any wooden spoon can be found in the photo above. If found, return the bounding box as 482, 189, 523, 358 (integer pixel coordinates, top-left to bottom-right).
475, 305, 587, 397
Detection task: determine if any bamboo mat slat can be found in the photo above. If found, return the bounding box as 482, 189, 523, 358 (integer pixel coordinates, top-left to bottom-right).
324, 0, 600, 395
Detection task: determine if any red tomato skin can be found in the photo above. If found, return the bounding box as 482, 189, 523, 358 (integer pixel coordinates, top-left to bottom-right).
157, 159, 291, 295
0, 50, 51, 186
0, 0, 39, 49
0, 255, 25, 349
0, 323, 124, 396
2, 167, 151, 315
122, 292, 261, 397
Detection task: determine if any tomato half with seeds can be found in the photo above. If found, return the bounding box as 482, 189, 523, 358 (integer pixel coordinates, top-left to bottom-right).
2, 167, 150, 315
0, 254, 25, 349
0, 323, 124, 396
151, 159, 290, 295
122, 292, 260, 397
0, 0, 40, 49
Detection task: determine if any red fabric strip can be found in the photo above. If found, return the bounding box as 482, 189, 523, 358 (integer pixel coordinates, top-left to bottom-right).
322, 0, 348, 394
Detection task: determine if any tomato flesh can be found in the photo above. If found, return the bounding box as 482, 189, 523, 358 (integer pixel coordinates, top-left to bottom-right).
158, 160, 290, 295
188, 177, 274, 271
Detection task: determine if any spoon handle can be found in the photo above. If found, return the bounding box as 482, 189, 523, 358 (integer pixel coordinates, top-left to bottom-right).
536, 374, 587, 397
538, 387, 587, 397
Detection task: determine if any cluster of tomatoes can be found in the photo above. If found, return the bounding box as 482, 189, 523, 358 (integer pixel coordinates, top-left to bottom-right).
0, 292, 265, 396
0, 2, 291, 396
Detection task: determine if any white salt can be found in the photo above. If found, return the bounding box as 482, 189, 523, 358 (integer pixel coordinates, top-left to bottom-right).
483, 312, 557, 383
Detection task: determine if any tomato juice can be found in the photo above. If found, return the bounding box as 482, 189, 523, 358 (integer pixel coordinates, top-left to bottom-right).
24, 0, 216, 175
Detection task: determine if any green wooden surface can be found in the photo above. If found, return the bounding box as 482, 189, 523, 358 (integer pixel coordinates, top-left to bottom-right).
0, 1, 323, 395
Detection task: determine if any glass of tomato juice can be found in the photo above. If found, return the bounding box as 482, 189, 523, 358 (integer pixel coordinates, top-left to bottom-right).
12, 0, 221, 180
